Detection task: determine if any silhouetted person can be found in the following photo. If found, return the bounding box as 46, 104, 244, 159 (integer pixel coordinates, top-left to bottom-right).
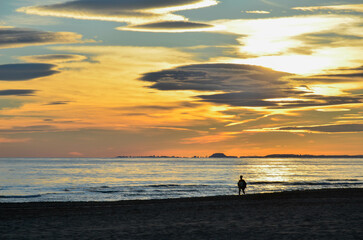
238, 175, 247, 195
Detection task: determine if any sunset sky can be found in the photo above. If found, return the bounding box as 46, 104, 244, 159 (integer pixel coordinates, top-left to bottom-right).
0, 0, 362, 157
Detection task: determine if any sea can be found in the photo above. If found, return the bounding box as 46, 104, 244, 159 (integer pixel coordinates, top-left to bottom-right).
1, 157, 362, 203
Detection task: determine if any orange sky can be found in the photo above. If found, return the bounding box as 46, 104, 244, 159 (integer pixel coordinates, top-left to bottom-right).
0, 0, 362, 157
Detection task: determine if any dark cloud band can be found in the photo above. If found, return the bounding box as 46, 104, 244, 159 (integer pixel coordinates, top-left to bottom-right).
18, 0, 218, 32
278, 124, 363, 133
140, 63, 363, 108
0, 27, 84, 49
19, 54, 87, 63
0, 63, 58, 81
120, 21, 215, 32
141, 63, 291, 91
0, 89, 36, 96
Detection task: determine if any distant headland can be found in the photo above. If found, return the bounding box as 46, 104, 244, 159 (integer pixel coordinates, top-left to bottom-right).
209, 153, 237, 158
117, 153, 363, 158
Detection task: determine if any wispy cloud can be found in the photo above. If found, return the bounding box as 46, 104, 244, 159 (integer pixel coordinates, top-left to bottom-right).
243, 10, 270, 14
18, 0, 219, 32
45, 101, 72, 105
292, 65, 363, 83
0, 125, 57, 134
0, 89, 37, 96
118, 21, 217, 32
0, 26, 88, 49
276, 123, 363, 133
293, 4, 363, 13
19, 54, 87, 63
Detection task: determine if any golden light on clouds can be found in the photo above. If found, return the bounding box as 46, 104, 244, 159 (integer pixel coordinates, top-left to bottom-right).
17, 0, 219, 26
151, 0, 218, 14
214, 14, 363, 74
1, 0, 362, 156
0, 46, 229, 134
0, 26, 89, 49
293, 4, 363, 13
243, 11, 270, 14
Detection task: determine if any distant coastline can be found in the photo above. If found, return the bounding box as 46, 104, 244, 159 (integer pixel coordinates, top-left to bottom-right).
242, 154, 363, 158
117, 153, 363, 158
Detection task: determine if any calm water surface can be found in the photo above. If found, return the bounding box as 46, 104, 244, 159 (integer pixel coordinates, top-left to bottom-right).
0, 157, 362, 202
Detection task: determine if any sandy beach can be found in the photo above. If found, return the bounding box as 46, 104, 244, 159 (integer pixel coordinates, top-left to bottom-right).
1, 188, 362, 240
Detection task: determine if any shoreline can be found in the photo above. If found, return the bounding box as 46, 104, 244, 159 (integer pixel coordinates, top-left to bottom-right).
1, 188, 362, 239
1, 187, 363, 206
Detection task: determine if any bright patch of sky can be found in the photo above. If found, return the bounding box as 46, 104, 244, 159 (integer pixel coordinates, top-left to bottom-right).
0, 0, 362, 157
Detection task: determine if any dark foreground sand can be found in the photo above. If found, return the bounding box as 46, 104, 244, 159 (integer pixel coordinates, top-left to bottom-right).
1, 188, 362, 240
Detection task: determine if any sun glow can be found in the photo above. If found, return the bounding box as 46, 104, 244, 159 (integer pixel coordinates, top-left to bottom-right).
151, 0, 219, 14
214, 14, 363, 74
227, 55, 336, 75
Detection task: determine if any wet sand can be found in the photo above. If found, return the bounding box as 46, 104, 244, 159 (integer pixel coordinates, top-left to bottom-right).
1, 188, 362, 240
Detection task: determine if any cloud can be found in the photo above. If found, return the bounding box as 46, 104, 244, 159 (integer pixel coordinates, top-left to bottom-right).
0, 125, 56, 133
197, 92, 281, 107
291, 32, 363, 54
319, 73, 363, 78
212, 14, 363, 74
18, 0, 219, 31
0, 89, 37, 96
243, 11, 270, 14
140, 63, 295, 107
278, 124, 363, 133
0, 26, 86, 49
0, 63, 58, 81
0, 137, 30, 143
197, 92, 363, 108
118, 21, 217, 32
45, 101, 71, 105
19, 54, 87, 63
141, 63, 291, 91
275, 96, 363, 108
141, 63, 363, 108
293, 4, 363, 13
213, 15, 361, 55
292, 66, 363, 83
292, 77, 360, 83
117, 102, 200, 114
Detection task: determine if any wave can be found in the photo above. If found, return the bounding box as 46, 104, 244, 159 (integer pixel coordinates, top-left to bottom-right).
84, 184, 209, 193
250, 179, 362, 186
86, 188, 121, 194
250, 181, 285, 185
285, 181, 363, 186
0, 194, 42, 199
146, 184, 208, 188
89, 190, 121, 193
325, 179, 359, 182
147, 184, 180, 187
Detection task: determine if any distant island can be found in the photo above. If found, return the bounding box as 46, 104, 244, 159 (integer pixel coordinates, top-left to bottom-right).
209, 153, 237, 158
116, 153, 363, 158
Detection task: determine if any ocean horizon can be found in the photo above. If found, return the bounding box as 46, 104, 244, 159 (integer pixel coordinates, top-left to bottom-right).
1, 157, 362, 203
